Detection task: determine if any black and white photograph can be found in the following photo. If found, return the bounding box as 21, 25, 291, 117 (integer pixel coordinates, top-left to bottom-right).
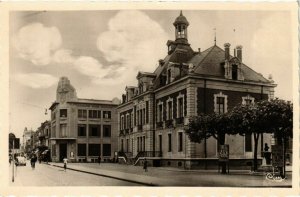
1, 2, 298, 196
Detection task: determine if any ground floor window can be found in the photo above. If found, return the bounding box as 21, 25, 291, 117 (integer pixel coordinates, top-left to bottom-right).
77, 144, 86, 156
245, 133, 252, 152
88, 144, 100, 156
178, 132, 183, 152
168, 133, 172, 152
103, 144, 111, 156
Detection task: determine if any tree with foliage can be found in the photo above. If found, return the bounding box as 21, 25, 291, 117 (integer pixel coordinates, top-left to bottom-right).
256, 99, 293, 177
186, 98, 292, 174
186, 113, 236, 173
229, 102, 262, 171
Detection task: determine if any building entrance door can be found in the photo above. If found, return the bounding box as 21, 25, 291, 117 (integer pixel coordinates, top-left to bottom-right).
59, 143, 67, 161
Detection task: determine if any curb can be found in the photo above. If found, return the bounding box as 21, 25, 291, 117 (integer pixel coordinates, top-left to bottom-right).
47, 163, 158, 186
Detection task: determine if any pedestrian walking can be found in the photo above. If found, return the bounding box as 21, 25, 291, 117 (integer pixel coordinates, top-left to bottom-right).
63, 157, 68, 172
98, 156, 101, 165
30, 155, 36, 169
143, 158, 148, 172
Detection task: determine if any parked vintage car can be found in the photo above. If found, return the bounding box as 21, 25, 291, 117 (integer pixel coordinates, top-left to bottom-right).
15, 156, 26, 166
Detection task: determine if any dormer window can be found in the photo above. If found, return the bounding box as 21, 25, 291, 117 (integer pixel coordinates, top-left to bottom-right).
232, 64, 238, 80
224, 57, 244, 81
167, 69, 171, 84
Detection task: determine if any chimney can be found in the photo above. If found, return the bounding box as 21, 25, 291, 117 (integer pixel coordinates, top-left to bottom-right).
224, 43, 231, 60
236, 45, 243, 62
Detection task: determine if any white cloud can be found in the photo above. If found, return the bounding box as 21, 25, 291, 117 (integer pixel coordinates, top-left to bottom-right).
53, 49, 76, 64
97, 10, 169, 84
14, 73, 58, 89
73, 56, 109, 79
13, 23, 62, 66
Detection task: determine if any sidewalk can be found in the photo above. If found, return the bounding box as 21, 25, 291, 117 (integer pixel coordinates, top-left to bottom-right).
47, 162, 292, 187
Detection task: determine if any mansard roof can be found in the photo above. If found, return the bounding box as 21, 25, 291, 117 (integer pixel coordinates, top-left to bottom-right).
153, 44, 271, 84
191, 45, 270, 83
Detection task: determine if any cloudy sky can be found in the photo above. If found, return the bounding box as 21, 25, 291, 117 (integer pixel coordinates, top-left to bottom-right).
9, 10, 293, 138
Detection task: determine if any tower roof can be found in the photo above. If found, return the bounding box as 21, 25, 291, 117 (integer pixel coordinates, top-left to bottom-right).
173, 10, 189, 26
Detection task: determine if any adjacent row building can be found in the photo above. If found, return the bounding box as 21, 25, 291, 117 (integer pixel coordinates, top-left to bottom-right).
49, 77, 120, 162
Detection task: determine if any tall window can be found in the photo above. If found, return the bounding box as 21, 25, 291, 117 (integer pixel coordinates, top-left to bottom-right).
159, 135, 162, 152
103, 125, 111, 137
60, 109, 67, 118
214, 92, 228, 114
120, 116, 124, 130
245, 133, 252, 152
103, 144, 111, 156
146, 101, 149, 123
121, 139, 124, 152
89, 110, 101, 119
167, 69, 171, 84
168, 133, 172, 152
216, 97, 225, 114
78, 109, 87, 118
143, 136, 146, 151
167, 101, 173, 120
77, 144, 86, 156
178, 132, 183, 152
52, 111, 56, 120
126, 139, 129, 152
88, 144, 100, 156
178, 97, 184, 118
158, 104, 163, 122
51, 126, 56, 138
60, 124, 67, 137
134, 106, 137, 126
143, 109, 146, 125
103, 111, 111, 119
232, 64, 238, 80
89, 125, 101, 137
78, 124, 86, 137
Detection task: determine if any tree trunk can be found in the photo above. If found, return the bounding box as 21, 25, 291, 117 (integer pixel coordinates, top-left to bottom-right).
253, 133, 259, 171
218, 132, 226, 174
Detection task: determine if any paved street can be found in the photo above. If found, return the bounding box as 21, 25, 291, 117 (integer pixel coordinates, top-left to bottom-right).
9, 161, 292, 187
9, 161, 143, 186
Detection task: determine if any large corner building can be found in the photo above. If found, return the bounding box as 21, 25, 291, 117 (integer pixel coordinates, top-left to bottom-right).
49, 77, 120, 162
117, 11, 276, 169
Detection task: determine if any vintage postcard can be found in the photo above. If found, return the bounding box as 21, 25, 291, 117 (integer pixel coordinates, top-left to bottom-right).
0, 1, 298, 196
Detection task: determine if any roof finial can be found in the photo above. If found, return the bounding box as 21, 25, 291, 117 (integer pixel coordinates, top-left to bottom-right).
180, 10, 183, 16
214, 28, 216, 45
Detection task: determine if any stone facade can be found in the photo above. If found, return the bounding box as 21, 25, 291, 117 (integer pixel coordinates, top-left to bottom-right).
49, 77, 120, 162
117, 12, 276, 169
